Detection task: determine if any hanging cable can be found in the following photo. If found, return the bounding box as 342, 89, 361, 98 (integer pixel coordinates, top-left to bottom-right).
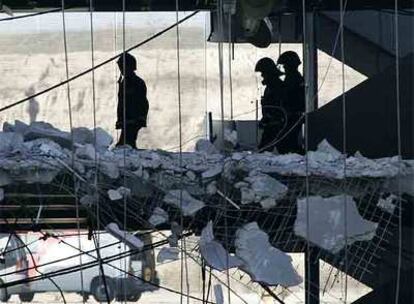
87, 2, 110, 304
228, 7, 234, 120
60, 1, 86, 301
120, 1, 129, 303
218, 0, 226, 150
339, 0, 349, 301
174, 3, 190, 303
300, 0, 313, 303
204, 12, 209, 139
0, 11, 200, 114
393, 0, 403, 303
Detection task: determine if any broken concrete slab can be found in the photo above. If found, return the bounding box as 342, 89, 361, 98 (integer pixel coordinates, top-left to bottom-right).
235, 222, 302, 287
105, 223, 143, 250
199, 221, 244, 271
163, 190, 205, 216
294, 195, 378, 253
0, 132, 23, 153
149, 207, 169, 227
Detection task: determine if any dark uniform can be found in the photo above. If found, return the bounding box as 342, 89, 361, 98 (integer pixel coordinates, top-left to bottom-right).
255, 57, 285, 152
277, 51, 305, 154
116, 53, 149, 149
259, 77, 285, 152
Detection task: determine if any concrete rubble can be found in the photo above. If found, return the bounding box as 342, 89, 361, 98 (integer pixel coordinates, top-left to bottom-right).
294, 195, 378, 253
149, 207, 169, 226
0, 120, 412, 278
235, 222, 302, 287
199, 221, 243, 271
163, 190, 205, 216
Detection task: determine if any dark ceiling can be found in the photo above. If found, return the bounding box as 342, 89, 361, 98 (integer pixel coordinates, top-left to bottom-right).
3, 0, 413, 12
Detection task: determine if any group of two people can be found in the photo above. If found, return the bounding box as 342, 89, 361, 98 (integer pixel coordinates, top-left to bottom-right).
114, 51, 305, 154
255, 51, 305, 154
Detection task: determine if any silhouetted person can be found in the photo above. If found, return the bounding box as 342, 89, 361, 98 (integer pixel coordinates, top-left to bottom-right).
277, 51, 305, 154
255, 57, 285, 152
115, 53, 149, 149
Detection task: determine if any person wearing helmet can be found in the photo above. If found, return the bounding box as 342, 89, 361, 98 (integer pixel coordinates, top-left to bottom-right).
277, 51, 305, 154
255, 57, 285, 152
115, 52, 149, 149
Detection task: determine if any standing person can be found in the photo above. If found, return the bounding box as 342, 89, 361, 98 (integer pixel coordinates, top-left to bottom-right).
115, 52, 149, 149
277, 51, 305, 154
255, 57, 286, 152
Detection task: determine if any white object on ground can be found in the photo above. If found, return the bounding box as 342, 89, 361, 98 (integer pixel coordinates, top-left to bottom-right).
163, 190, 205, 216
294, 195, 378, 253
235, 222, 302, 287
199, 221, 243, 271
157, 247, 180, 263
149, 207, 169, 226
105, 223, 143, 250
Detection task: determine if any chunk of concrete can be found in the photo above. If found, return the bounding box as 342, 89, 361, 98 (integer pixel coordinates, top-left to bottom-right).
95, 127, 113, 148
245, 172, 288, 201
107, 189, 123, 201
235, 222, 302, 287
199, 221, 244, 271
195, 139, 219, 154
149, 207, 169, 226
0, 132, 23, 153
202, 165, 222, 179
105, 223, 143, 250
163, 190, 205, 216
76, 144, 96, 160
294, 195, 378, 253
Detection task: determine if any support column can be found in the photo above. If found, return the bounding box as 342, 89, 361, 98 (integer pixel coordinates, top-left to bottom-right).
305, 249, 320, 304
303, 8, 320, 304
303, 10, 319, 111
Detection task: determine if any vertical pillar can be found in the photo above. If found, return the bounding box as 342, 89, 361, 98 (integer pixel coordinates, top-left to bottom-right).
303, 8, 320, 304
303, 10, 319, 112
305, 249, 320, 304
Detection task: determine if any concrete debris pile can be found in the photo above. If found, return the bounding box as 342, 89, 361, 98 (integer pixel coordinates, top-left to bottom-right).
1, 121, 412, 193
1, 121, 411, 287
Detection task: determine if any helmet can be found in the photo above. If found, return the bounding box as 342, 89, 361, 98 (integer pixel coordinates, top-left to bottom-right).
255, 57, 279, 74
277, 51, 301, 67
117, 52, 137, 71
